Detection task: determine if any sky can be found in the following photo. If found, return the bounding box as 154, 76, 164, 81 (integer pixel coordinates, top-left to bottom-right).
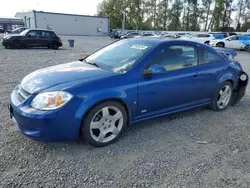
0, 0, 102, 17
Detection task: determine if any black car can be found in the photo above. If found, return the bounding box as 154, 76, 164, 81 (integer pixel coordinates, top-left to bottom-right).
2, 29, 62, 49
110, 30, 122, 39
4, 27, 28, 35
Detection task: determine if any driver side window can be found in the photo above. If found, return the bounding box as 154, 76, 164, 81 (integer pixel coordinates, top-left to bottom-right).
149, 45, 198, 71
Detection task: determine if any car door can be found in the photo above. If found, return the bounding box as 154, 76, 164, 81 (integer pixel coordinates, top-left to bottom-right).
197, 34, 210, 44
225, 36, 241, 49
137, 43, 206, 118
23, 30, 41, 46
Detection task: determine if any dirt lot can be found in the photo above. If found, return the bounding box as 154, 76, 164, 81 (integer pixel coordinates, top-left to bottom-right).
0, 34, 250, 188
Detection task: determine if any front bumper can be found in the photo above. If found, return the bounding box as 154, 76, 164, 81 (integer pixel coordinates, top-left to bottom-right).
9, 88, 82, 142
1, 39, 11, 47
231, 71, 249, 105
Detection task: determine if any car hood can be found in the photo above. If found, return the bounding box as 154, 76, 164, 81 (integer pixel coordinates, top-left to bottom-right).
21, 61, 115, 94
4, 34, 21, 38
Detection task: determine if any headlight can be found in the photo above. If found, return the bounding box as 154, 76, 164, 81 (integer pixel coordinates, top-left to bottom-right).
30, 91, 73, 110
4, 36, 11, 40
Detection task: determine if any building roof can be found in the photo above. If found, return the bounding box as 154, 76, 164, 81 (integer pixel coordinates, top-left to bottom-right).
0, 17, 24, 24
16, 10, 109, 19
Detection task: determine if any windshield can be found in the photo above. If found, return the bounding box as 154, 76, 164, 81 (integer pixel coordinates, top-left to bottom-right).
20, 29, 29, 36
85, 40, 153, 73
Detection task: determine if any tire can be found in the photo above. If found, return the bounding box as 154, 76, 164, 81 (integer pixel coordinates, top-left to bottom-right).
244, 45, 250, 52
51, 42, 59, 50
210, 81, 233, 111
216, 42, 225, 48
81, 101, 128, 147
13, 41, 23, 49
204, 41, 210, 45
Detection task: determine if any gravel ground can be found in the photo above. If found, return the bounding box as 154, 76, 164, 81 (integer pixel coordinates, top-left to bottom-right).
0, 34, 250, 188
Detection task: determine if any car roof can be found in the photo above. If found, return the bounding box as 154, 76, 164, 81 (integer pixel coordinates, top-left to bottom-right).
25, 29, 55, 32
125, 38, 216, 52
125, 37, 203, 45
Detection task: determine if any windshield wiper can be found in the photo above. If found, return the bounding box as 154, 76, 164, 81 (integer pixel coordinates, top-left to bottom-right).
87, 62, 100, 68
79, 59, 100, 68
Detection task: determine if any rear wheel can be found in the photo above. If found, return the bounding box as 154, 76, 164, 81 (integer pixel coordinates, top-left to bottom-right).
81, 101, 127, 147
204, 41, 210, 45
51, 42, 59, 50
211, 81, 233, 111
216, 42, 225, 48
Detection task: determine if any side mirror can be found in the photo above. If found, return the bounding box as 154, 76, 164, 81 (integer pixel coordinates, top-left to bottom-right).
227, 38, 231, 41
143, 64, 167, 77
143, 69, 152, 77
27, 34, 32, 37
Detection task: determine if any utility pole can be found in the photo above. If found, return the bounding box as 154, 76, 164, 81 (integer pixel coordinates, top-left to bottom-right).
121, 11, 126, 34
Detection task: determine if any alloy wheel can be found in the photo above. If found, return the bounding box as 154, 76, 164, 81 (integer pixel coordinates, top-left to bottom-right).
89, 106, 123, 143
217, 85, 232, 109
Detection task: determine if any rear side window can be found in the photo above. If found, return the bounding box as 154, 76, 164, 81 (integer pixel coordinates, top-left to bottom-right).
41, 31, 56, 37
200, 48, 224, 65
149, 45, 198, 71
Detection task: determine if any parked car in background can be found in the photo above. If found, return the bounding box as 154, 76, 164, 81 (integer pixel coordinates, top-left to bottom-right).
162, 34, 180, 39
182, 33, 215, 44
4, 27, 28, 35
110, 30, 122, 39
210, 35, 250, 51
120, 32, 141, 39
137, 33, 159, 37
2, 29, 62, 49
9, 38, 248, 146
0, 27, 4, 33
211, 32, 237, 40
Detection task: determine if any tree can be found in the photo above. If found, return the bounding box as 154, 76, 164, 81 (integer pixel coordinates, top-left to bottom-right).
96, 0, 247, 31
202, 0, 213, 31
168, 0, 183, 31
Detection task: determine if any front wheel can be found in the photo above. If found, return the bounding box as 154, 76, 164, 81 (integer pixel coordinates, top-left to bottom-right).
216, 43, 224, 48
13, 41, 23, 49
211, 81, 233, 111
81, 101, 127, 147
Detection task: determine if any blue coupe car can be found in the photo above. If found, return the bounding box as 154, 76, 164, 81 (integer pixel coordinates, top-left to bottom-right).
10, 39, 248, 146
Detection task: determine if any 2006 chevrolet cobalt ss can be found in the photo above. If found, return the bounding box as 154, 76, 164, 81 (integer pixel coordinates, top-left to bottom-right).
10, 39, 248, 146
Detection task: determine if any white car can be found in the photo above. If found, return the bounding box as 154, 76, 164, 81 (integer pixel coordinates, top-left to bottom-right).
135, 33, 160, 38
182, 33, 214, 44
210, 35, 250, 50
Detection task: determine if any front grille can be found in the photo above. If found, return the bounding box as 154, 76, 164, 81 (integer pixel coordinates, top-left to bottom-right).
15, 85, 31, 103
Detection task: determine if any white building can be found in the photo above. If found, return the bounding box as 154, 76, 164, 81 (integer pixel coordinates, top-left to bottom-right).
15, 11, 110, 36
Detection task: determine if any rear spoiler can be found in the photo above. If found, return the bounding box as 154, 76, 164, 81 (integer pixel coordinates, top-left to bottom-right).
214, 47, 237, 57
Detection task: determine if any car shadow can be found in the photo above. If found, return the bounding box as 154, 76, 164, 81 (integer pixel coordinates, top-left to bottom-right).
33, 107, 209, 155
